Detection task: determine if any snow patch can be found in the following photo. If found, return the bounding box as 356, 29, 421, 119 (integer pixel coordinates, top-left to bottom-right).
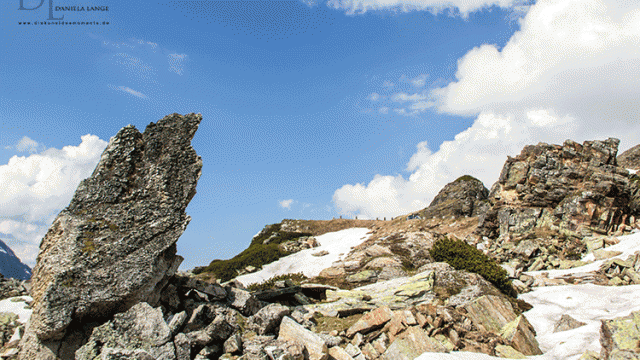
0, 296, 33, 324
236, 228, 370, 286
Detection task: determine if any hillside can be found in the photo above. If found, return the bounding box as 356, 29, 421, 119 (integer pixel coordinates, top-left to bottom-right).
2, 117, 640, 360
0, 239, 31, 281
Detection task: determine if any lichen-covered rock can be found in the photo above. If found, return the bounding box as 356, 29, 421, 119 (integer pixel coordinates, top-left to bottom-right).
75, 302, 174, 360
409, 175, 490, 220
600, 311, 640, 360
500, 315, 542, 355
278, 317, 328, 360
464, 295, 518, 334
478, 138, 637, 239
381, 326, 446, 360
18, 113, 203, 360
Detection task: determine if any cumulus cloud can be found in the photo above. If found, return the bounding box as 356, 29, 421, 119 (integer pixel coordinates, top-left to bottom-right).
16, 136, 40, 153
5, 136, 42, 153
279, 199, 294, 209
326, 0, 521, 16
0, 135, 108, 265
334, 0, 640, 218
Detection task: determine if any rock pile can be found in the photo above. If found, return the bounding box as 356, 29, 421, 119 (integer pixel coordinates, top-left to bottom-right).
0, 275, 29, 301
18, 113, 203, 360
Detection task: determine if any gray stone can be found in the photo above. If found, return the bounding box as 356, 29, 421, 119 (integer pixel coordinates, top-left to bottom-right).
227, 287, 261, 316
381, 327, 446, 360
278, 317, 328, 360
19, 113, 203, 360
247, 303, 291, 335
553, 314, 587, 333
168, 311, 188, 335
75, 302, 174, 360
223, 333, 242, 354
173, 333, 191, 360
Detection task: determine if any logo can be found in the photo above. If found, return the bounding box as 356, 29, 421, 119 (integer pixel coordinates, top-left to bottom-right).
19, 0, 109, 21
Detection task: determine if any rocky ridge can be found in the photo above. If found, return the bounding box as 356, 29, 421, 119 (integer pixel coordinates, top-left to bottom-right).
0, 240, 31, 281
2, 132, 640, 360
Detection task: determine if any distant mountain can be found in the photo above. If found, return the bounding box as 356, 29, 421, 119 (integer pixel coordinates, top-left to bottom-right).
0, 239, 32, 280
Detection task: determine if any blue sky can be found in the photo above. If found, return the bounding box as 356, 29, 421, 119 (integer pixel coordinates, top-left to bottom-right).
3, 0, 640, 271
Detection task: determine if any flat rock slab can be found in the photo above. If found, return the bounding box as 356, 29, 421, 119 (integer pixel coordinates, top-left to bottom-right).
278, 317, 328, 360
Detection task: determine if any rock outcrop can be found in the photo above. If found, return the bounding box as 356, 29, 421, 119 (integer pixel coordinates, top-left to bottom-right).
408, 175, 490, 220
0, 240, 31, 281
478, 138, 638, 239
618, 144, 640, 170
18, 113, 203, 360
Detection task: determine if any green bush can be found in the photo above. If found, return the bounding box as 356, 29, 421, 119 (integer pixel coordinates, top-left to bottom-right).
247, 272, 308, 292
429, 237, 516, 297
193, 223, 313, 282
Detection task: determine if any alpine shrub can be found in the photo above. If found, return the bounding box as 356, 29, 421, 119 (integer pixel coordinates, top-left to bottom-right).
429, 237, 516, 297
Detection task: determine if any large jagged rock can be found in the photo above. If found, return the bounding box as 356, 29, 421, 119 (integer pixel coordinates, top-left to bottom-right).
18, 113, 203, 360
478, 138, 638, 239
409, 175, 490, 220
0, 239, 31, 281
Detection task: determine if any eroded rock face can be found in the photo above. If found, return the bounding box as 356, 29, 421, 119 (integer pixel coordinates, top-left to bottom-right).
18, 113, 203, 360
478, 138, 637, 239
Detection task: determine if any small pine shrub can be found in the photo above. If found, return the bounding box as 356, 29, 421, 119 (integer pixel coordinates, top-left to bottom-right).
247, 272, 308, 292
429, 237, 516, 297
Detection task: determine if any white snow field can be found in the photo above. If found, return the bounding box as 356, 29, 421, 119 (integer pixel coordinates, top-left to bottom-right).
0, 296, 32, 323
236, 227, 370, 286
418, 232, 640, 360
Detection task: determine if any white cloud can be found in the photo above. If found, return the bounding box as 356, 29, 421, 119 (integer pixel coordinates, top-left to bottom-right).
392, 92, 428, 102
404, 74, 428, 87
326, 0, 522, 16
432, 0, 640, 130
334, 0, 640, 219
368, 93, 381, 101
168, 53, 188, 75
406, 141, 432, 172
16, 136, 40, 153
112, 53, 156, 81
379, 107, 390, 114
0, 135, 108, 266
279, 199, 294, 209
108, 85, 148, 99
382, 80, 395, 88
